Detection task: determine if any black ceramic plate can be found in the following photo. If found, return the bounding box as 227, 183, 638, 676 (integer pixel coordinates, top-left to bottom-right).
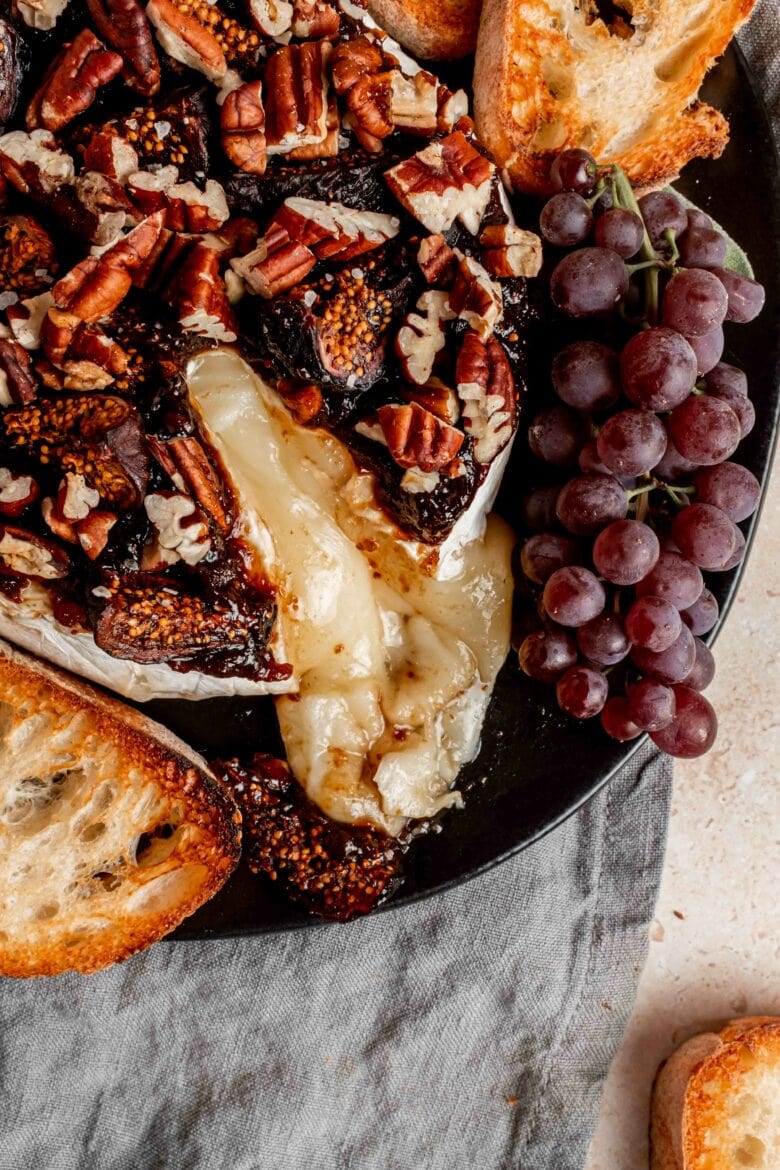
165, 45, 780, 937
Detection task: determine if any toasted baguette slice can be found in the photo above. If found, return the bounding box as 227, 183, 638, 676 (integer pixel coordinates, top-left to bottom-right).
0, 640, 241, 977
474, 0, 756, 195
365, 0, 480, 59
651, 1017, 780, 1169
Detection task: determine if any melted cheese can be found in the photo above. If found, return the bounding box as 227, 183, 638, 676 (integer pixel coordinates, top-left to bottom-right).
187, 349, 515, 835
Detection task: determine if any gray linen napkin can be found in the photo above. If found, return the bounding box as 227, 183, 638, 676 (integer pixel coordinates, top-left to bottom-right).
1, 5, 777, 1167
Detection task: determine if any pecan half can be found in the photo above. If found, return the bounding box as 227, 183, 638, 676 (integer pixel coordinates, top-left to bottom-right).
417, 233, 456, 287
146, 0, 227, 83
231, 224, 316, 299
26, 30, 123, 134
150, 435, 231, 531
395, 290, 454, 386
377, 402, 464, 473
0, 130, 74, 198
479, 223, 543, 279
448, 253, 503, 339
13, 0, 70, 31
248, 0, 292, 38
0, 215, 57, 296
286, 97, 339, 161
330, 35, 383, 95
86, 0, 161, 95
143, 490, 211, 566
264, 41, 330, 155
385, 131, 495, 236
220, 81, 266, 175
1, 394, 149, 508
0, 338, 38, 403
271, 197, 400, 261
164, 241, 237, 341
291, 0, 338, 38
0, 525, 69, 579
52, 212, 165, 323
0, 468, 39, 517
456, 329, 516, 465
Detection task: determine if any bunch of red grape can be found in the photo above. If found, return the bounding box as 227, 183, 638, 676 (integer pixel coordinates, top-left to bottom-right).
517, 149, 766, 759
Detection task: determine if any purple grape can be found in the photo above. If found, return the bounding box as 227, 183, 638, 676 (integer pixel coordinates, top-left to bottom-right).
636, 551, 703, 610
677, 226, 727, 270
686, 208, 713, 232
620, 327, 697, 411
551, 248, 629, 318
578, 440, 613, 477
555, 474, 628, 536
668, 395, 741, 465
693, 463, 760, 522
704, 382, 755, 439
627, 678, 676, 732
683, 326, 724, 377
552, 341, 621, 412
684, 637, 716, 692
662, 268, 729, 337
631, 625, 696, 684
638, 191, 687, 251
597, 409, 667, 476
649, 685, 717, 757
601, 697, 643, 742
711, 267, 766, 323
557, 665, 609, 719
520, 532, 582, 584
625, 596, 682, 652
519, 628, 578, 683
542, 565, 606, 627
593, 519, 660, 585
680, 588, 718, 636
704, 363, 747, 398
593, 208, 644, 258
528, 405, 589, 467
652, 433, 698, 481
521, 485, 562, 532
671, 503, 737, 570
540, 192, 593, 246
719, 525, 746, 571
576, 612, 630, 666
550, 148, 599, 196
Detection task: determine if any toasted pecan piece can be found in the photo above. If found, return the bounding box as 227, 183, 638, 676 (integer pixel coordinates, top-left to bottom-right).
86, 0, 161, 96
25, 30, 123, 134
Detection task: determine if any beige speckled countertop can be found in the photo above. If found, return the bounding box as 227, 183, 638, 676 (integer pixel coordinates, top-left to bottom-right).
586, 448, 780, 1169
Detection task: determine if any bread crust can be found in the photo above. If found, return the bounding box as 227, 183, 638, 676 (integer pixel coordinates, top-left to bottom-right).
366, 0, 480, 60
474, 0, 756, 195
0, 639, 241, 977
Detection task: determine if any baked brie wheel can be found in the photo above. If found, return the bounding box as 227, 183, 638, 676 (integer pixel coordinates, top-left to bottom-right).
0, 0, 543, 911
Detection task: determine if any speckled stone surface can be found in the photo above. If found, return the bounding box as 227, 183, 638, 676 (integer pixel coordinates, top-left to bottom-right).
586, 447, 780, 1169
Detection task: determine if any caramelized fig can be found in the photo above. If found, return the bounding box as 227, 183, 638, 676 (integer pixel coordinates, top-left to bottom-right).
0, 214, 58, 295
0, 394, 149, 509
215, 754, 404, 922
0, 18, 25, 130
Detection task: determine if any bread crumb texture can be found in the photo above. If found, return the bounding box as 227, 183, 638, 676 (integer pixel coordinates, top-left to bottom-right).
0, 650, 240, 977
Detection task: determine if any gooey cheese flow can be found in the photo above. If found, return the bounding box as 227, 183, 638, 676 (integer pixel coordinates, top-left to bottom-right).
188, 349, 515, 835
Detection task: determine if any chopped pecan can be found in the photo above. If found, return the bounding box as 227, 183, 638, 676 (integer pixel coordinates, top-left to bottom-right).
13, 0, 70, 31
82, 132, 140, 183
150, 435, 231, 531
210, 216, 260, 260
231, 224, 316, 299
271, 197, 399, 261
40, 308, 129, 389
0, 215, 57, 297
143, 490, 211, 566
52, 212, 165, 323
59, 471, 101, 521
456, 329, 516, 465
41, 494, 77, 543
264, 41, 330, 155
395, 290, 454, 386
86, 0, 161, 96
479, 223, 543, 279
0, 468, 39, 517
76, 510, 117, 559
220, 81, 266, 175
164, 241, 237, 341
402, 378, 460, 426
1, 394, 149, 508
71, 172, 134, 247
330, 35, 383, 95
6, 291, 55, 351
436, 85, 469, 134
146, 0, 227, 82
388, 71, 438, 136
274, 379, 323, 425
286, 98, 340, 161
377, 401, 464, 474
0, 338, 38, 402
128, 167, 229, 232
0, 130, 75, 198
216, 754, 403, 922
26, 30, 123, 134
291, 0, 339, 38
448, 253, 503, 339
93, 572, 272, 665
385, 131, 495, 236
0, 525, 69, 579
417, 233, 456, 287
248, 0, 292, 38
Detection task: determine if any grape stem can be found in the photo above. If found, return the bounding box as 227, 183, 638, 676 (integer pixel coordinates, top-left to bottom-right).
610, 165, 662, 324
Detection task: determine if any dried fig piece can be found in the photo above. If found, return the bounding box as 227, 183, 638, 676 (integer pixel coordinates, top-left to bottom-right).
73, 90, 211, 181
147, 0, 260, 76
93, 572, 276, 667
0, 17, 25, 129
1, 394, 149, 509
216, 755, 404, 922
